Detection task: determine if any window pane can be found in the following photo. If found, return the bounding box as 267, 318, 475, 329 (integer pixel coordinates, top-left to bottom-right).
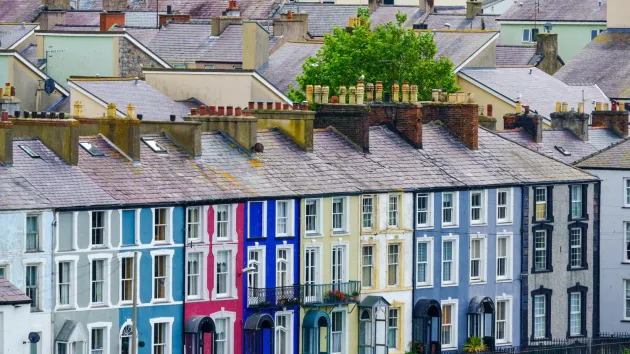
534, 231, 547, 270
570, 228, 583, 268
388, 309, 399, 348
363, 197, 373, 229
362, 246, 373, 288
26, 215, 39, 251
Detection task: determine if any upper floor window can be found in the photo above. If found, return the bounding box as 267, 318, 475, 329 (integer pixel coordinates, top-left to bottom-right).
442, 237, 458, 286
388, 195, 400, 228
361, 245, 374, 289
91, 327, 105, 354
58, 261, 72, 307
417, 238, 433, 287
626, 179, 630, 207
497, 235, 512, 281
216, 250, 233, 297
186, 207, 201, 242
26, 214, 40, 252
276, 201, 292, 237
534, 229, 550, 272
26, 264, 40, 310
497, 189, 512, 224
417, 193, 433, 228
215, 205, 231, 241
569, 227, 587, 270
332, 197, 348, 234
120, 257, 134, 303
247, 249, 264, 289
187, 253, 202, 299
522, 27, 539, 43
362, 196, 375, 230
470, 191, 486, 225
625, 280, 630, 321
154, 208, 169, 242
442, 192, 458, 227
387, 244, 400, 287
91, 211, 105, 246
276, 248, 292, 288
91, 260, 105, 305
625, 222, 630, 263
305, 199, 321, 235
470, 236, 486, 283
571, 186, 583, 219
153, 255, 169, 301
535, 188, 548, 221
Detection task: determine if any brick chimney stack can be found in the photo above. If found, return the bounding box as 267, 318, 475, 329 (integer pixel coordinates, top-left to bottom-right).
591, 107, 630, 138
100, 11, 125, 31
503, 111, 544, 143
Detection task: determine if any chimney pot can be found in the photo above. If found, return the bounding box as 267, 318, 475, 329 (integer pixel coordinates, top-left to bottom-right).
515, 100, 523, 113
283, 103, 290, 110
267, 102, 273, 110
301, 102, 308, 111
209, 106, 216, 116
596, 102, 602, 111
524, 105, 530, 114
562, 102, 569, 112
14, 111, 20, 118
257, 102, 264, 110
227, 106, 234, 116
306, 85, 314, 104
448, 93, 457, 103
190, 108, 197, 115
487, 104, 493, 117
24, 111, 30, 118
235, 107, 242, 116
339, 86, 347, 104
555, 101, 562, 113
59, 112, 65, 119
604, 103, 610, 110
392, 83, 400, 102
170, 114, 176, 121
287, 10, 293, 20
137, 114, 143, 120
248, 102, 255, 110
245, 109, 251, 117
1, 111, 8, 121
322, 86, 330, 104
293, 102, 300, 110
200, 105, 207, 116
10, 86, 15, 97
365, 83, 374, 102
348, 86, 357, 105
613, 102, 619, 111
375, 82, 383, 102
410, 85, 419, 104
578, 102, 584, 114
275, 102, 282, 110
126, 103, 136, 119
3, 83, 10, 97
218, 106, 225, 116
401, 82, 410, 103
621, 103, 626, 111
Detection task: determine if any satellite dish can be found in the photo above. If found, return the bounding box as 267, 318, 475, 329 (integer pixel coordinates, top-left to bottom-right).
28, 332, 40, 344
44, 78, 55, 95
544, 22, 553, 33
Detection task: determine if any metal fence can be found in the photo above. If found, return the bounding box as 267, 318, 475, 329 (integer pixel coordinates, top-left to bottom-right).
442, 334, 630, 354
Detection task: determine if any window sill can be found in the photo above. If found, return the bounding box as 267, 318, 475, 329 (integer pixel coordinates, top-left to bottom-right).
441, 224, 459, 229
25, 250, 43, 253
416, 284, 434, 289
276, 235, 294, 239
304, 233, 322, 238
568, 216, 589, 222
151, 299, 170, 305
622, 262, 630, 265
30, 308, 43, 313
497, 221, 513, 226
568, 334, 587, 339
567, 265, 588, 271
119, 301, 133, 307
56, 306, 75, 311
470, 222, 487, 227
620, 319, 630, 323
530, 338, 551, 342
441, 283, 459, 287
416, 225, 434, 230
89, 303, 108, 309
531, 268, 553, 274
332, 231, 350, 237
470, 280, 487, 285
186, 297, 206, 302
495, 342, 512, 347
496, 278, 513, 283
90, 245, 108, 250
247, 236, 267, 241
152, 241, 172, 246
215, 295, 237, 301
442, 346, 457, 350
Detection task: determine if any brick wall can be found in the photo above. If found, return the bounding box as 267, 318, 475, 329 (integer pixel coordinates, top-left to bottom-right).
369, 103, 422, 149
316, 104, 370, 152
422, 103, 478, 150
118, 37, 163, 78
503, 112, 543, 143
591, 111, 629, 138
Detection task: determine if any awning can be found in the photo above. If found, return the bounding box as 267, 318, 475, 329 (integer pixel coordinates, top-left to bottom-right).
359, 295, 391, 308
244, 313, 274, 331
303, 310, 330, 329
468, 296, 494, 314
413, 299, 441, 318
184, 316, 216, 334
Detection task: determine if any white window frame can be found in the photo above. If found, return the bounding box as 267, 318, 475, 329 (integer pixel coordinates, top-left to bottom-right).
212, 244, 238, 300
89, 211, 108, 248
533, 294, 547, 339
361, 195, 376, 231
331, 243, 349, 284
388, 307, 400, 350
625, 222, 630, 263
495, 296, 512, 345
186, 252, 203, 300
469, 235, 487, 284
570, 185, 583, 219
496, 234, 513, 282
441, 299, 459, 349
330, 308, 348, 354
388, 194, 401, 229
150, 249, 174, 304
416, 193, 434, 229
534, 230, 548, 271
416, 237, 434, 288
304, 198, 323, 237
387, 242, 400, 287
361, 244, 375, 289
304, 245, 322, 303
149, 317, 174, 354
87, 322, 112, 354
522, 28, 531, 42
570, 228, 583, 269
247, 246, 266, 290
22, 259, 46, 311
591, 29, 603, 40
275, 311, 294, 354
214, 204, 233, 242
87, 254, 113, 308
152, 207, 173, 244
0, 261, 10, 282
25, 213, 41, 252
625, 178, 630, 207
185, 206, 203, 243
211, 312, 236, 354
276, 245, 294, 288
624, 279, 630, 320
470, 191, 487, 225
441, 236, 459, 286
497, 188, 513, 224
276, 200, 294, 237
331, 197, 349, 234
117, 252, 141, 306
569, 292, 581, 336
55, 255, 79, 310
247, 201, 267, 239
184, 247, 209, 301
442, 192, 459, 227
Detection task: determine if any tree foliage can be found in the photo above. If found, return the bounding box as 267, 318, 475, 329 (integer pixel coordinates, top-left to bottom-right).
288, 9, 459, 102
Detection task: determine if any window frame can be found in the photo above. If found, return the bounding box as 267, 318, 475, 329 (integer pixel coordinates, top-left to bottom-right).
304, 198, 322, 237
276, 245, 294, 289
186, 252, 203, 300
387, 194, 401, 229
495, 296, 512, 346
212, 245, 237, 300
275, 311, 294, 354
58, 261, 72, 308
590, 29, 603, 41
497, 188, 513, 224
416, 193, 434, 229
25, 213, 41, 252
214, 317, 230, 354
625, 222, 630, 263
496, 234, 513, 282
361, 245, 375, 289
90, 211, 107, 248
247, 246, 266, 291
441, 236, 459, 286
469, 235, 487, 284
247, 201, 267, 239
361, 195, 376, 231
625, 178, 630, 207
89, 259, 106, 307
118, 253, 140, 306
624, 279, 630, 321
416, 237, 434, 288
214, 204, 232, 242
522, 28, 531, 42
387, 242, 401, 287
150, 249, 174, 304
566, 284, 588, 338
149, 318, 174, 354
569, 185, 588, 221
87, 323, 112, 354
331, 243, 349, 284
331, 197, 349, 234
152, 207, 172, 244
276, 200, 294, 238
470, 190, 487, 225
25, 263, 40, 310
441, 299, 459, 349
531, 287, 552, 341
532, 224, 554, 273
442, 192, 459, 227
330, 309, 347, 354
533, 186, 554, 223
185, 206, 203, 243
567, 222, 588, 271
388, 307, 400, 350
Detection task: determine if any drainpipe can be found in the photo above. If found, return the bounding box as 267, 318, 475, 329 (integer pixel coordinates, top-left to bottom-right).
51, 212, 57, 353
411, 192, 417, 347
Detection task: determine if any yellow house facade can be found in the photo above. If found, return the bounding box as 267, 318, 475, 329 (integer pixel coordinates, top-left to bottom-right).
299, 195, 361, 354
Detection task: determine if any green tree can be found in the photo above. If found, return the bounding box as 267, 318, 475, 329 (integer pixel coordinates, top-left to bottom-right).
288, 9, 458, 102
463, 337, 488, 353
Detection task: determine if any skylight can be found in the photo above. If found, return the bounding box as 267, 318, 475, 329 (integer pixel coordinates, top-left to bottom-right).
554, 146, 571, 156
141, 137, 167, 153
79, 142, 104, 157
19, 145, 40, 158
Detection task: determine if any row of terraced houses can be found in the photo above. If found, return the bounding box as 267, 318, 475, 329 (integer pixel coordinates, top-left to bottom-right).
0, 85, 614, 354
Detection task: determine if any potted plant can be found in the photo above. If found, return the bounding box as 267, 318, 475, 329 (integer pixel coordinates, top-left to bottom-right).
278, 298, 287, 306
287, 298, 301, 306
258, 301, 270, 308
463, 337, 487, 353
351, 291, 360, 301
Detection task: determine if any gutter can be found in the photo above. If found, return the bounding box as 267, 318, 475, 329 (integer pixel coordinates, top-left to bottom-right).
411, 192, 417, 345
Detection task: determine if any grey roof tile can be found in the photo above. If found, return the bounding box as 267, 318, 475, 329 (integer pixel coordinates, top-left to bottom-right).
555, 29, 630, 99
498, 0, 607, 22
258, 41, 323, 93
370, 6, 423, 28
0, 278, 31, 305
128, 0, 277, 19
0, 24, 38, 49
0, 0, 43, 22
459, 67, 608, 120
495, 45, 539, 66
420, 13, 499, 31
278, 4, 366, 37
431, 30, 498, 68
577, 136, 630, 169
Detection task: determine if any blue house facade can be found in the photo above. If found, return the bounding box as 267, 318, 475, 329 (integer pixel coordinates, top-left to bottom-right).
243, 199, 301, 354
412, 188, 523, 352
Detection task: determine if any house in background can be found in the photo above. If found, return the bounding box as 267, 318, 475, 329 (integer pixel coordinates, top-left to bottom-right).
0, 278, 35, 353
497, 0, 607, 61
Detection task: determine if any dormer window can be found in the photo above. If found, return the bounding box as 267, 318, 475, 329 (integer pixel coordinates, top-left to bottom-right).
142, 137, 167, 153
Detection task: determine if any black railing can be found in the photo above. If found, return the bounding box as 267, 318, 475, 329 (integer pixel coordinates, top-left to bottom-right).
301, 281, 361, 307
248, 285, 302, 309
440, 333, 630, 354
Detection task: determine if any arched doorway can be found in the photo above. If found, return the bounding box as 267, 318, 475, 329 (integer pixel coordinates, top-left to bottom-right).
244, 313, 275, 354
413, 299, 442, 354
467, 296, 495, 350
303, 310, 331, 354
184, 316, 216, 354
120, 323, 134, 354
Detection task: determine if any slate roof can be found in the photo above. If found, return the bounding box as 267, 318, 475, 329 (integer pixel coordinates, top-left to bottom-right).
496, 45, 539, 66
498, 0, 607, 22
555, 29, 630, 99
70, 79, 196, 120
128, 0, 277, 19
370, 6, 423, 28
0, 278, 31, 305
576, 137, 630, 169
278, 4, 366, 37
0, 24, 38, 49
431, 30, 498, 69
70, 0, 102, 10
137, 23, 278, 63
65, 11, 101, 26
420, 14, 499, 31
0, 0, 44, 23
258, 41, 323, 93
459, 67, 608, 120
497, 128, 623, 165
55, 320, 79, 341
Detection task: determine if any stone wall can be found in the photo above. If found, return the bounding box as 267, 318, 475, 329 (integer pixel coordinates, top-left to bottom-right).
118, 37, 163, 79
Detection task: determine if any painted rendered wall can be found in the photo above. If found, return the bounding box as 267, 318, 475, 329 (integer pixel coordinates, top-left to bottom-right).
40, 35, 117, 87
413, 188, 523, 350
12, 55, 64, 111
0, 303, 35, 353
525, 184, 595, 340
360, 193, 415, 353
0, 56, 11, 90
586, 170, 630, 333
483, 0, 514, 15
498, 23, 607, 61
69, 87, 108, 118
457, 74, 515, 130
